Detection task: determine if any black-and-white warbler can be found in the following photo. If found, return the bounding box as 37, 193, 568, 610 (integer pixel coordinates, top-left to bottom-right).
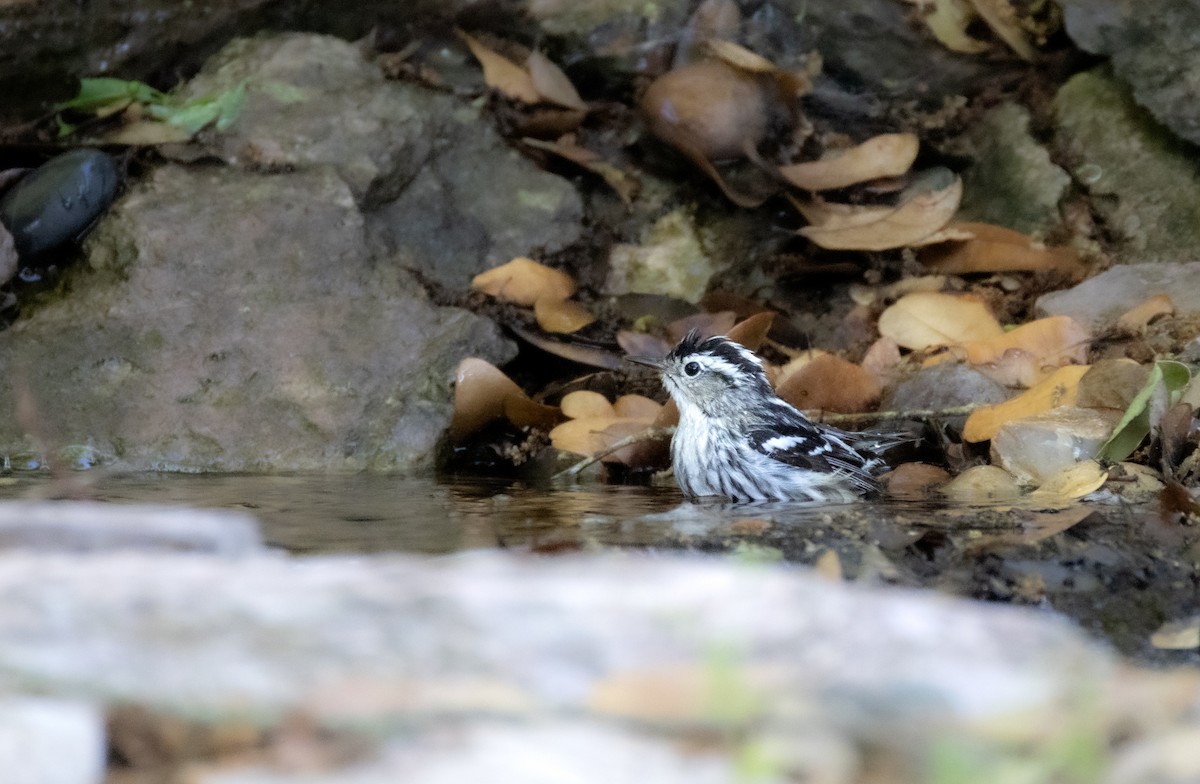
629, 330, 900, 503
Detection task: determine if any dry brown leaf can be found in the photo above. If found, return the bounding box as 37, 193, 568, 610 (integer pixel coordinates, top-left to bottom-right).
701, 38, 779, 73
878, 291, 1004, 350
667, 311, 738, 343
522, 135, 640, 205
940, 465, 1022, 504
967, 0, 1036, 60
560, 390, 614, 420
641, 59, 767, 162
1026, 460, 1108, 507
1116, 294, 1174, 335
503, 394, 565, 431
457, 30, 541, 104
1076, 359, 1150, 411
510, 325, 624, 370
613, 394, 663, 420
472, 257, 576, 306
919, 223, 1085, 276
448, 358, 524, 441
962, 364, 1090, 443
617, 330, 672, 359
775, 353, 883, 414
962, 315, 1090, 387
534, 295, 595, 334
798, 177, 962, 251
904, 0, 990, 54
526, 50, 586, 110
885, 462, 951, 499
725, 311, 776, 351
787, 193, 894, 230
779, 133, 920, 192
861, 336, 902, 383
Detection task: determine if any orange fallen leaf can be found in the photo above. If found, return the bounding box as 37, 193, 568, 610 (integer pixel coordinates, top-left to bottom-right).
779, 133, 919, 192
861, 336, 902, 383
560, 390, 614, 420
534, 295, 595, 334
878, 291, 1004, 350
962, 364, 1090, 443
919, 222, 1085, 276
797, 176, 962, 251
503, 394, 565, 431
457, 30, 541, 104
472, 257, 576, 306
961, 315, 1090, 387
613, 394, 663, 420
702, 38, 779, 73
725, 311, 776, 351
526, 50, 586, 110
450, 358, 523, 440
1116, 294, 1174, 335
885, 462, 951, 500
775, 353, 883, 413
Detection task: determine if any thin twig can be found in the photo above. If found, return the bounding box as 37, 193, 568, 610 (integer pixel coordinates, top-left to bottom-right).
551, 404, 981, 480
552, 426, 675, 480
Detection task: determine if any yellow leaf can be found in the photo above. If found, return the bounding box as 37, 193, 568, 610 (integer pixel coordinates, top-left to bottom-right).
1116, 294, 1174, 335
877, 291, 1004, 350
962, 364, 1091, 442
1027, 460, 1108, 507
471, 257, 576, 306
798, 177, 962, 250
613, 394, 663, 420
457, 30, 541, 104
701, 38, 779, 73
779, 133, 919, 191
940, 465, 1021, 504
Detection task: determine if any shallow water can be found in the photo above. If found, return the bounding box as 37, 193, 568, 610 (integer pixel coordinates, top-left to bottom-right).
0, 471, 1196, 665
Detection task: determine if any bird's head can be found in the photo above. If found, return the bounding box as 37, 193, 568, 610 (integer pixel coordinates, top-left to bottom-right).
627, 330, 774, 418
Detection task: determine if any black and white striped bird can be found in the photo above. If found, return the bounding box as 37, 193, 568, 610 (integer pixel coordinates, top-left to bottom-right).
629, 331, 899, 503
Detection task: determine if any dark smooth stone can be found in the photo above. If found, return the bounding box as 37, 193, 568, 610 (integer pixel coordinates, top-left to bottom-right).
0, 149, 118, 258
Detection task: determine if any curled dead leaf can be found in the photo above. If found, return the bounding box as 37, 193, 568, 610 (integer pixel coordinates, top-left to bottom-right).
779, 133, 920, 192
560, 390, 614, 420
878, 291, 1004, 350
526, 50, 586, 110
457, 30, 541, 104
641, 59, 767, 162
535, 295, 595, 334
617, 330, 672, 360
1026, 460, 1108, 508
450, 358, 541, 441
613, 394, 663, 420
725, 311, 776, 351
918, 223, 1085, 276
797, 176, 962, 251
667, 311, 738, 343
472, 257, 576, 306
522, 135, 640, 205
775, 353, 882, 414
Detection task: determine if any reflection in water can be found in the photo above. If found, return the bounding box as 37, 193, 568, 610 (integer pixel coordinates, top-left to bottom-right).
0, 472, 1196, 665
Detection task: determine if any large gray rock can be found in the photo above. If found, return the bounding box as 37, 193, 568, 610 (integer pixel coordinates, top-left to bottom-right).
0, 165, 513, 472
1056, 69, 1200, 265
0, 551, 1110, 722
1059, 0, 1200, 146
180, 33, 584, 295
1036, 261, 1200, 332
956, 103, 1070, 235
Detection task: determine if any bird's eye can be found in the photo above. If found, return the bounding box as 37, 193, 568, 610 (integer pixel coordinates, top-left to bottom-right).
683, 361, 701, 377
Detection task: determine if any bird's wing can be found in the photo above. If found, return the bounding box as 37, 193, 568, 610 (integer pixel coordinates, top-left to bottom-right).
748, 420, 879, 493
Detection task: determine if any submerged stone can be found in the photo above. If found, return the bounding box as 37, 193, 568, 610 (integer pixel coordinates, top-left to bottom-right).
991, 406, 1121, 485
0, 148, 118, 258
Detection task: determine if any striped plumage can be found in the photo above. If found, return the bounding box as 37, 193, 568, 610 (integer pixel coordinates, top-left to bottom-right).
630, 331, 895, 503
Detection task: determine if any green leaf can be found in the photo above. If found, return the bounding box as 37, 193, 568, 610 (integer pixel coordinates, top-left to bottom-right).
58, 77, 163, 113
1097, 360, 1191, 462
55, 115, 77, 138
214, 81, 247, 132
161, 100, 222, 134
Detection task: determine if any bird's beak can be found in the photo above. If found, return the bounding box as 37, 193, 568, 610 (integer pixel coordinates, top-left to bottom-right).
625, 355, 665, 371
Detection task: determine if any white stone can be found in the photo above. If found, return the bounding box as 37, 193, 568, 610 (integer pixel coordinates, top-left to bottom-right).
0, 698, 105, 784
